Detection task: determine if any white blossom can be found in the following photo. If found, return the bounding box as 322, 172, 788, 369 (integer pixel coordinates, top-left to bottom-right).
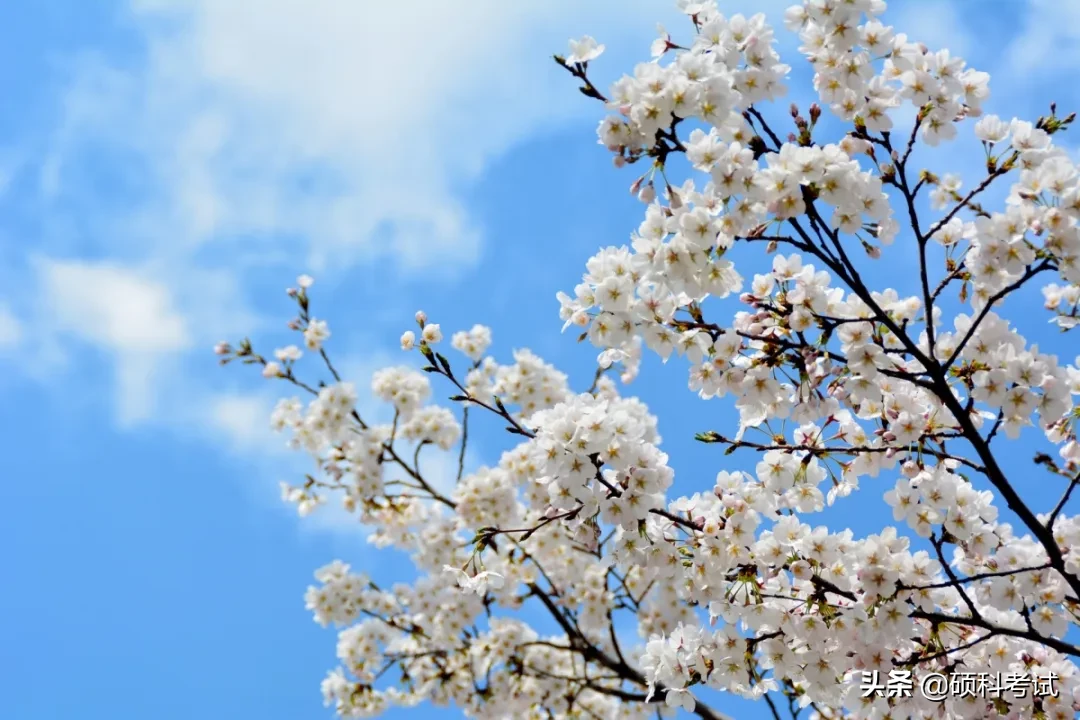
217, 3, 1080, 718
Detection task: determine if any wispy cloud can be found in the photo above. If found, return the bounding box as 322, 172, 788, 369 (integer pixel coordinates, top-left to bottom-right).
885, 0, 973, 59
13, 0, 672, 433
1005, 0, 1080, 78
209, 392, 283, 455
0, 303, 22, 350
35, 258, 191, 424
49, 0, 668, 272
39, 260, 189, 352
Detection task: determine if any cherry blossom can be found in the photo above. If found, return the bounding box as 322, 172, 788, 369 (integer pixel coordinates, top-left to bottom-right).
217, 2, 1080, 718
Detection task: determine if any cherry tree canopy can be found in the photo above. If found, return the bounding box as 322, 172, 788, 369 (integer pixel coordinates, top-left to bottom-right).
219, 1, 1080, 718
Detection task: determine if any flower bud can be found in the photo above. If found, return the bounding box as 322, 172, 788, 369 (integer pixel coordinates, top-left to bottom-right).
415, 310, 427, 326
638, 182, 656, 204
667, 185, 683, 209
214, 342, 231, 355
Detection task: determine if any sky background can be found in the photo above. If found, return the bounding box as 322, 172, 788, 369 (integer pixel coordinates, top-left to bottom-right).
2, 1, 1079, 719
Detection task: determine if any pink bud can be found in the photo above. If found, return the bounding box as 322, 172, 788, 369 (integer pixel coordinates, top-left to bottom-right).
638, 182, 656, 204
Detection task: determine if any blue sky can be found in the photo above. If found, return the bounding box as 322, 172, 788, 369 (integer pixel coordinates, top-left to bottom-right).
2, 1, 1080, 719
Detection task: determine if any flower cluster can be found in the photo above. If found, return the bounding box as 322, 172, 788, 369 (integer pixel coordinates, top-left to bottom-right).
217, 1, 1080, 718
785, 0, 989, 144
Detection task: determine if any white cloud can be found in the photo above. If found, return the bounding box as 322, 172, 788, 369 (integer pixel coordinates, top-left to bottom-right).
0, 304, 22, 350
1005, 0, 1080, 77
39, 260, 189, 352
37, 259, 190, 423
210, 393, 283, 455
52, 0, 669, 273
23, 0, 673, 436
885, 1, 973, 60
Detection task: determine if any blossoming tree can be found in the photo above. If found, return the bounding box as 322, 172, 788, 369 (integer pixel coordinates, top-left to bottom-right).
217, 1, 1080, 718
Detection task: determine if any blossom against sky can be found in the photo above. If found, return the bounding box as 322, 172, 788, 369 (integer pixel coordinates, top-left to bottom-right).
1, 1, 1078, 719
